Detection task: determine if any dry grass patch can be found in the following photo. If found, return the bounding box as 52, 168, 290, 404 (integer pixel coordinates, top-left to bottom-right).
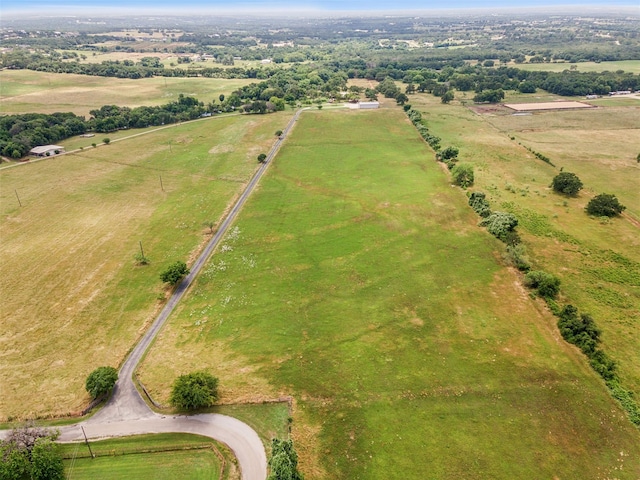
0, 70, 255, 117
0, 112, 292, 421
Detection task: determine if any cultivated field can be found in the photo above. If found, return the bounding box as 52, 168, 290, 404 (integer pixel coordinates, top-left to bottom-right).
138, 108, 640, 478
0, 70, 254, 117
0, 111, 293, 421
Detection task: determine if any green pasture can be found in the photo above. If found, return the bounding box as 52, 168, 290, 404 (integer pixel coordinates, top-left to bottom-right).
140, 108, 640, 478
0, 111, 293, 421
61, 433, 230, 480
0, 70, 254, 116
412, 92, 640, 395
512, 59, 640, 74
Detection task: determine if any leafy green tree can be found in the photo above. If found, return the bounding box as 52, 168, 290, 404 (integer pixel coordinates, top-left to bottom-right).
170, 371, 219, 410
586, 193, 626, 217
0, 424, 62, 480
103, 137, 111, 145
257, 153, 267, 163
267, 439, 303, 480
551, 172, 583, 196
451, 163, 474, 188
160, 260, 189, 285
395, 93, 409, 105
85, 366, 118, 399
524, 270, 561, 299
440, 146, 459, 160
31, 439, 64, 480
275, 130, 283, 137
219, 94, 225, 103
441, 90, 454, 104
480, 211, 519, 244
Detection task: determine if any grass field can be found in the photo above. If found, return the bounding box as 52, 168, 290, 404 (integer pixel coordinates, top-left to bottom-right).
509, 60, 640, 74
139, 108, 640, 478
0, 111, 293, 421
0, 70, 254, 117
61, 433, 234, 479
412, 92, 640, 396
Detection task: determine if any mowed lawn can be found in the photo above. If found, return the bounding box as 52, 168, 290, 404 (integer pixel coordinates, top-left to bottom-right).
61, 433, 229, 480
0, 70, 255, 117
140, 109, 640, 478
0, 111, 292, 420
413, 92, 640, 398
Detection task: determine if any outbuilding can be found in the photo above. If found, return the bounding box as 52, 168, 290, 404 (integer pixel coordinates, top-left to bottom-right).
29, 145, 65, 157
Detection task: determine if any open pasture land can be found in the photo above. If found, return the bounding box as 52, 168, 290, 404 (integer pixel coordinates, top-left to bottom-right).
139, 108, 640, 478
413, 93, 640, 397
0, 111, 292, 421
511, 60, 640, 74
0, 70, 254, 117
61, 433, 233, 480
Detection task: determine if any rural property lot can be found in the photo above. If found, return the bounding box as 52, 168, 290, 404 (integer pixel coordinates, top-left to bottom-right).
0, 111, 293, 421
138, 108, 640, 479
504, 101, 594, 111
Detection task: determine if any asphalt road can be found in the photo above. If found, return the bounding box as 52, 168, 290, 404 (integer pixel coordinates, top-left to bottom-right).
1, 109, 304, 480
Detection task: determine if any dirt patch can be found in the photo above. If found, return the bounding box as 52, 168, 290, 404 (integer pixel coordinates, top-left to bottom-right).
209, 144, 235, 154
504, 101, 595, 111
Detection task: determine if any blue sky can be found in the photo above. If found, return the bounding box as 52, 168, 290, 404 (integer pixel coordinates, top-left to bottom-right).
2, 0, 639, 14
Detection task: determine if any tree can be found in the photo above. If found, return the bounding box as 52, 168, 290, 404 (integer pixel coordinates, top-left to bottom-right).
480, 211, 519, 244
451, 163, 474, 188
267, 439, 303, 480
31, 439, 64, 480
203, 220, 215, 233
586, 193, 626, 217
551, 172, 583, 196
524, 270, 561, 299
441, 90, 454, 104
219, 94, 225, 103
257, 153, 267, 163
103, 137, 110, 145
395, 93, 409, 105
85, 366, 118, 399
275, 130, 283, 137
0, 423, 63, 480
170, 371, 219, 410
440, 146, 459, 160
160, 260, 189, 285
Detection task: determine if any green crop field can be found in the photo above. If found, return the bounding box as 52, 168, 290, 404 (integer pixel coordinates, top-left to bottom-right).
0, 111, 293, 421
139, 108, 640, 478
61, 433, 232, 480
0, 70, 254, 117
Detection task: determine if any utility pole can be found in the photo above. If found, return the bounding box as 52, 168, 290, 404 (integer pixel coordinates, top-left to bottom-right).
159, 174, 164, 191
81, 426, 95, 458
14, 190, 22, 207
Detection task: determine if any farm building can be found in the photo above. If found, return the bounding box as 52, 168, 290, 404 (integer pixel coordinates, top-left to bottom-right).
347, 101, 380, 109
29, 145, 65, 157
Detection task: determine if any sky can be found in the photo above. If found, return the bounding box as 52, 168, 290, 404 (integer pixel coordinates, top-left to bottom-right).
1, 0, 638, 15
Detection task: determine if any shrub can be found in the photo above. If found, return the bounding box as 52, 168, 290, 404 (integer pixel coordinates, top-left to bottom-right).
586, 193, 626, 217
103, 137, 111, 145
440, 146, 459, 160
160, 261, 189, 285
524, 270, 561, 299
480, 211, 519, 243
170, 371, 219, 410
468, 191, 491, 218
257, 153, 267, 163
551, 172, 583, 196
503, 244, 531, 271
451, 163, 474, 188
85, 366, 118, 399
557, 305, 600, 354
267, 439, 303, 480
